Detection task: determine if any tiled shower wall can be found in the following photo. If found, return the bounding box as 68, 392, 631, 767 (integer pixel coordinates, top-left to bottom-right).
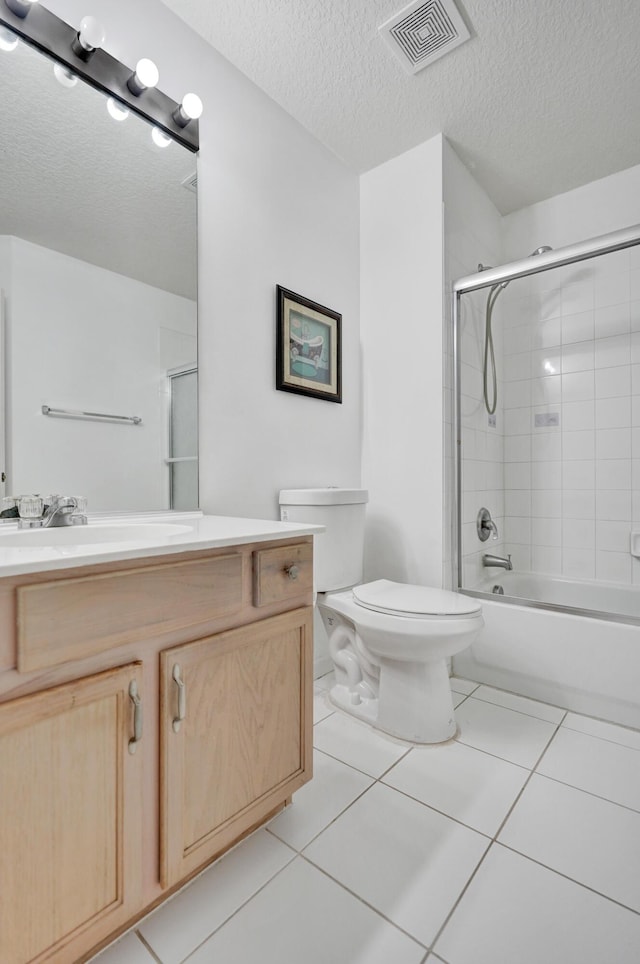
499, 245, 640, 584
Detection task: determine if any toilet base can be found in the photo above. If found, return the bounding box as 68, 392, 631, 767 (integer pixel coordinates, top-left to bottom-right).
329, 656, 457, 744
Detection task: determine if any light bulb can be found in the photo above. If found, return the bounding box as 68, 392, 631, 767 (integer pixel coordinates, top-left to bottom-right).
78, 15, 105, 50
127, 57, 159, 96
53, 63, 78, 88
0, 25, 18, 50
71, 14, 106, 60
4, 0, 39, 19
107, 97, 129, 121
173, 92, 203, 127
151, 127, 171, 148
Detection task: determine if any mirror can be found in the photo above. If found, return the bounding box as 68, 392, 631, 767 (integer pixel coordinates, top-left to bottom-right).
0, 35, 198, 513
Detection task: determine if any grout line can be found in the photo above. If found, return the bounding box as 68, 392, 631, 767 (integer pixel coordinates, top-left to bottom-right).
298, 853, 429, 952
464, 692, 566, 726
495, 840, 640, 918
134, 931, 163, 963
426, 840, 496, 955
530, 769, 640, 817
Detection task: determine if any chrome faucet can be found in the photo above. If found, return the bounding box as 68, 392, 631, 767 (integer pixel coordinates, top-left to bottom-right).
483, 553, 513, 571
17, 495, 88, 529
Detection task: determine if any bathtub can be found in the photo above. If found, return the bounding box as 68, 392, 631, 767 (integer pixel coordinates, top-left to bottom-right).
453, 571, 640, 729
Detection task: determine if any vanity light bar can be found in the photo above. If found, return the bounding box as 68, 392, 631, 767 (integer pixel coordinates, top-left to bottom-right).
0, 2, 199, 152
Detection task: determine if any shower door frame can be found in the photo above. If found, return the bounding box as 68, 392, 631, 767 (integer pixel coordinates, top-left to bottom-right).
451, 221, 640, 620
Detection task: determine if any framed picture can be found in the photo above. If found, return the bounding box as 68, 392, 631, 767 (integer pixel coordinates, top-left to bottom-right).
276, 285, 342, 403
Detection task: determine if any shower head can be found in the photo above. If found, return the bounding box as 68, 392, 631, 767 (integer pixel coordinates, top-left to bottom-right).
530, 245, 552, 256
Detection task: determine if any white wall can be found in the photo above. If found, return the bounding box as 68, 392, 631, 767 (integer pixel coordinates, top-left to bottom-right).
360, 135, 444, 587
443, 143, 504, 589
45, 0, 362, 522
3, 236, 195, 510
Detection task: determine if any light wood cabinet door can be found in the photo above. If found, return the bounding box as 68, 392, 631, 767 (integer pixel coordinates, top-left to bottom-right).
0, 663, 144, 964
160, 608, 313, 888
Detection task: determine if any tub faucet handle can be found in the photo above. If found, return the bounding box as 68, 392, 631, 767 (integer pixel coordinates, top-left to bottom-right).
477, 507, 499, 542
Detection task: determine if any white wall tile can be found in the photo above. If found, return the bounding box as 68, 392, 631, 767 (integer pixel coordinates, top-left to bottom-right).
531, 349, 561, 378
630, 300, 640, 331
505, 435, 531, 462
505, 516, 531, 544
595, 365, 631, 399
504, 408, 530, 435
595, 302, 630, 337
505, 489, 531, 516
596, 427, 631, 460
562, 370, 594, 402
531, 546, 562, 574
503, 379, 532, 409
532, 433, 562, 461
595, 397, 631, 429
532, 317, 562, 349
563, 281, 594, 315
562, 518, 595, 549
562, 460, 595, 489
596, 459, 631, 490
503, 352, 531, 382
595, 490, 632, 521
505, 462, 531, 489
561, 342, 595, 374
532, 490, 563, 518
596, 520, 631, 552
563, 400, 595, 431
561, 311, 594, 345
562, 548, 596, 579
594, 333, 630, 369
595, 551, 632, 584
562, 431, 594, 460
532, 517, 561, 547
532, 461, 562, 490
594, 271, 630, 308
632, 364, 640, 394
562, 490, 596, 519
532, 375, 561, 405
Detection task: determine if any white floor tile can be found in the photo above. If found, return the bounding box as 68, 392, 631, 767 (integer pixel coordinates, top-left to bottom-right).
313, 689, 335, 724
435, 844, 640, 964
313, 710, 410, 777
498, 774, 640, 911
383, 740, 530, 837
314, 671, 334, 693
455, 698, 557, 768
91, 933, 155, 963
563, 711, 640, 750
471, 684, 565, 723
186, 856, 425, 964
268, 749, 373, 850
450, 677, 479, 696
539, 727, 640, 811
452, 692, 468, 709
303, 782, 489, 946
138, 830, 294, 964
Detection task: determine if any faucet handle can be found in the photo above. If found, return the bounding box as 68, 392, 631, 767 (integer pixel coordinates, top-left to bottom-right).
17, 495, 44, 519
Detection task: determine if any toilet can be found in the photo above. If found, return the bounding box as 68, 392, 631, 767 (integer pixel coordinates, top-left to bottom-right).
279, 488, 484, 743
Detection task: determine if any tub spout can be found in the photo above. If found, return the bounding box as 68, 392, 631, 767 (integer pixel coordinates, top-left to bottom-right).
483, 553, 512, 570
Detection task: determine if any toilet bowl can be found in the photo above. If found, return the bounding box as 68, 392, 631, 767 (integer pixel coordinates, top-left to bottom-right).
318, 580, 483, 743
278, 488, 484, 744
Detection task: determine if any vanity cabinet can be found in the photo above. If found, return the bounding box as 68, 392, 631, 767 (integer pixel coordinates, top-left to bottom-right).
0, 663, 144, 964
160, 609, 311, 887
0, 535, 313, 964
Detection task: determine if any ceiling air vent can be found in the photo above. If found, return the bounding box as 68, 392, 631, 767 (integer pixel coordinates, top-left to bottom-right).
379, 0, 471, 74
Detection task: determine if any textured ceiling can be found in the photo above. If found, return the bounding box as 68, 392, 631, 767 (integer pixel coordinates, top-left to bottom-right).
0, 39, 197, 298
160, 0, 640, 214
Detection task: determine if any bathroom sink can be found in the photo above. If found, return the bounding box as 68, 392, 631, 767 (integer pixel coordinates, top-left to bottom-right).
0, 523, 194, 548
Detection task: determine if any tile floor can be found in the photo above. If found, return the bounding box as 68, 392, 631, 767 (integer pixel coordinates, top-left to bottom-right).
93, 675, 640, 964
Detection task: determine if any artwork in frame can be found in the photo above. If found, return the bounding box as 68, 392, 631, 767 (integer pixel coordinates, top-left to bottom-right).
276, 285, 342, 403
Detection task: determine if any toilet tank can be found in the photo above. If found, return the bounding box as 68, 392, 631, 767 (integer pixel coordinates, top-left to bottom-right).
279, 488, 368, 592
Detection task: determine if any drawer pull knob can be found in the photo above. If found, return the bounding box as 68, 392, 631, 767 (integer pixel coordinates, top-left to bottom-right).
285, 564, 300, 581
172, 663, 186, 733
128, 680, 143, 754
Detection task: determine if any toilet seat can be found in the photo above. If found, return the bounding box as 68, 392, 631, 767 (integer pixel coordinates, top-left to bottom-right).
352, 579, 482, 619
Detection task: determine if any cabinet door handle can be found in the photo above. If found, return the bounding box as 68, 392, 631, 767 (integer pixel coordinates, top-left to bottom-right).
128, 680, 143, 754
172, 663, 186, 733
284, 564, 300, 581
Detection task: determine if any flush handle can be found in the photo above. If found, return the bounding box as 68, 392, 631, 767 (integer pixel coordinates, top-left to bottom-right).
128, 680, 143, 755
172, 664, 186, 733
284, 563, 300, 581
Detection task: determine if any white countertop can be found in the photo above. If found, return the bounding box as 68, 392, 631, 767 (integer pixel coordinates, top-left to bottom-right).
0, 511, 323, 578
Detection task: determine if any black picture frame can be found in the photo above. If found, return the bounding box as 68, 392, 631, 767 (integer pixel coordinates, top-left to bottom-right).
276, 285, 342, 403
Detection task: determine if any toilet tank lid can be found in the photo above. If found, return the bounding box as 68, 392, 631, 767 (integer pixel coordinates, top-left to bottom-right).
353, 580, 482, 616
279, 488, 368, 505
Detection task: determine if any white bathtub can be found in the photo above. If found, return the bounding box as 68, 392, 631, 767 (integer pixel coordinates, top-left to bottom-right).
453, 572, 640, 729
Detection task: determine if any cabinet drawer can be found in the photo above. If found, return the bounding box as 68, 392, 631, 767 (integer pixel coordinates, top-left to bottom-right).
252, 542, 313, 607
17, 554, 243, 673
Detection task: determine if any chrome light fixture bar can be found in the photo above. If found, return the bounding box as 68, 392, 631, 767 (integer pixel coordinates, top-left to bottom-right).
0, 1, 199, 152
